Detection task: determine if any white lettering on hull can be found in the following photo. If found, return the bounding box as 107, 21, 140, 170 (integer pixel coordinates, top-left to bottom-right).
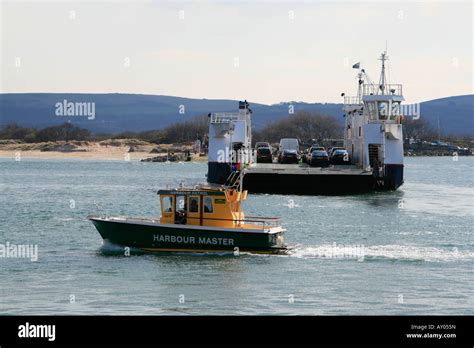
153, 234, 234, 246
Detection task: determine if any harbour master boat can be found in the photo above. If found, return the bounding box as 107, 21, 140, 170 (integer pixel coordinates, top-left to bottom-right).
89, 176, 287, 254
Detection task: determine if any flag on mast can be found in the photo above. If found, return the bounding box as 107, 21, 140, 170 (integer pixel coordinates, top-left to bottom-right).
352, 62, 360, 69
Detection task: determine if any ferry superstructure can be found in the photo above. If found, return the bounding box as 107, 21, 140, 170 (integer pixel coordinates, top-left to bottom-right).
342, 51, 404, 190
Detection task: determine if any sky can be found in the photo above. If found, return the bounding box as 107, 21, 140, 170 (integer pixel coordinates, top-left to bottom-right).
1, 0, 472, 104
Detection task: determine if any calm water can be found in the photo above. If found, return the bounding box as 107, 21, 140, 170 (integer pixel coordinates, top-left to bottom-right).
0, 157, 473, 315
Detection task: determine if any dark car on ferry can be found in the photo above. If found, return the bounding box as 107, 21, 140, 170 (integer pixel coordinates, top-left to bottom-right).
330, 149, 351, 165
279, 149, 299, 164
278, 138, 300, 164
309, 150, 329, 167
327, 146, 345, 158
255, 142, 272, 150
304, 146, 325, 163
256, 147, 273, 163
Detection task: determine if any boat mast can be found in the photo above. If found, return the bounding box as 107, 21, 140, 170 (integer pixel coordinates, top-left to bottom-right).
378, 51, 388, 95
357, 70, 363, 103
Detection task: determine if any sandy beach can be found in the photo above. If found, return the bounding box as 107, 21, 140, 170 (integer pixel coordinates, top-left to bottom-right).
0, 140, 207, 161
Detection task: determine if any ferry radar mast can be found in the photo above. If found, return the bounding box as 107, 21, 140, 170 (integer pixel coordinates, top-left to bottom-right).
378, 51, 389, 95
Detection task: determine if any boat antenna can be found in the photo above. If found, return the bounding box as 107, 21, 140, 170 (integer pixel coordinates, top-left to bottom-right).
378, 51, 389, 95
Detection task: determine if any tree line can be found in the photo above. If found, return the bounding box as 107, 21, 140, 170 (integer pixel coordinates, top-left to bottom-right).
0, 112, 470, 144
253, 111, 342, 145
0, 123, 91, 143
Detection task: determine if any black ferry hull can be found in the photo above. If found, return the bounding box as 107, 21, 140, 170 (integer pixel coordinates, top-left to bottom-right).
89, 217, 286, 254
208, 162, 403, 195
243, 172, 374, 195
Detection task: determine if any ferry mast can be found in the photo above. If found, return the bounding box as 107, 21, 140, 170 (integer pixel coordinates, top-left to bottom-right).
378, 51, 388, 95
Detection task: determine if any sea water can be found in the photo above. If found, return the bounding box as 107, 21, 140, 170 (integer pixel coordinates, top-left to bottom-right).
0, 157, 473, 315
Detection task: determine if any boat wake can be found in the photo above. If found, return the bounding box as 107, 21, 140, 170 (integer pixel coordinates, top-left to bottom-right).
288, 244, 474, 262
98, 240, 474, 262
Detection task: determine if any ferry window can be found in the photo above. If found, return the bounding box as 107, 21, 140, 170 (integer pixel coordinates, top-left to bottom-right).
176, 195, 186, 212
162, 196, 173, 212
390, 102, 400, 120
203, 197, 213, 213
378, 102, 389, 120
367, 102, 377, 120
189, 196, 199, 213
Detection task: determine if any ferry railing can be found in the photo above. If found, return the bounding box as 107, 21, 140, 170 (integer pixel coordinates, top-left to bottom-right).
363, 84, 402, 96
344, 96, 362, 105
210, 112, 242, 123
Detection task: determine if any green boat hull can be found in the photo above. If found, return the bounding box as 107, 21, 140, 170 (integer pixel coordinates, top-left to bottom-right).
90, 217, 287, 254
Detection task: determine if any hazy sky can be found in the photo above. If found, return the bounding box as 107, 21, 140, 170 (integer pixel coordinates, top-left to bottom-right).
1, 1, 472, 104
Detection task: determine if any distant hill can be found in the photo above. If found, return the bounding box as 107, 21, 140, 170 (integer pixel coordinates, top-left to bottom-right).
0, 93, 472, 135
417, 95, 474, 136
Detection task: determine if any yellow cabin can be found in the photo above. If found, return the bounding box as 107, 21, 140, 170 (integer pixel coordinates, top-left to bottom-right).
158, 187, 249, 228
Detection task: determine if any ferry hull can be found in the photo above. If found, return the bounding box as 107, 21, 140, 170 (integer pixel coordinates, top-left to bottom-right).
208, 162, 403, 195
90, 218, 286, 254
384, 164, 404, 190
242, 172, 375, 195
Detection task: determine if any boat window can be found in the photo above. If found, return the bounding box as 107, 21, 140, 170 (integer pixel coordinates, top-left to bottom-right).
390, 101, 400, 120
162, 196, 173, 212
189, 196, 199, 213
378, 101, 389, 120
176, 195, 186, 212
367, 102, 377, 120
203, 197, 213, 213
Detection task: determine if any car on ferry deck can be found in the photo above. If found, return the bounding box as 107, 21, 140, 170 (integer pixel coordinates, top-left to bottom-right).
327, 146, 345, 158
255, 142, 272, 150
278, 138, 300, 164
330, 149, 351, 165
309, 150, 330, 167
304, 145, 325, 164
256, 147, 273, 163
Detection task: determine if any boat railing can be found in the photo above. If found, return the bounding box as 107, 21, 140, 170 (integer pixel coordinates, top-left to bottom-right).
93, 215, 280, 231
210, 112, 242, 123
344, 96, 362, 105
363, 83, 402, 96
186, 216, 281, 230
241, 216, 281, 230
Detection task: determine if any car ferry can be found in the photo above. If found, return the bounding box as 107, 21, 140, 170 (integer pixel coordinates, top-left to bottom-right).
89, 182, 287, 254
207, 52, 405, 194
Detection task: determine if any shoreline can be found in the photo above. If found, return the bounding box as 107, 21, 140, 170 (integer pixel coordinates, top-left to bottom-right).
0, 150, 158, 161
0, 140, 470, 161
0, 150, 209, 162
0, 149, 468, 161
